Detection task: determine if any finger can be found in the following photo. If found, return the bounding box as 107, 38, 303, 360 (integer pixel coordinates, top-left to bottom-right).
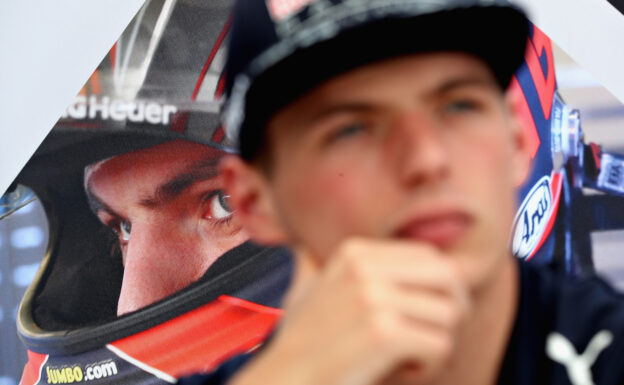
367, 281, 469, 331
331, 238, 471, 310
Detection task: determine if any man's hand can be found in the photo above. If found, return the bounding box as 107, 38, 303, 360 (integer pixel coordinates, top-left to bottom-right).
231, 238, 471, 385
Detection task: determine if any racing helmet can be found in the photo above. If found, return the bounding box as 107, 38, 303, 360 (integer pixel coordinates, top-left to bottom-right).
9, 1, 291, 383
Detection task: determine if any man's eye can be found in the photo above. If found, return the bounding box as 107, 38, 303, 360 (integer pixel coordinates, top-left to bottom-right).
328, 123, 366, 142
111, 220, 131, 242
119, 220, 131, 241
443, 100, 479, 114
206, 191, 233, 220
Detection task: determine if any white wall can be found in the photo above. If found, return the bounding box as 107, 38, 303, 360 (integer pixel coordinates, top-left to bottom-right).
513, 0, 624, 104
0, 1, 146, 195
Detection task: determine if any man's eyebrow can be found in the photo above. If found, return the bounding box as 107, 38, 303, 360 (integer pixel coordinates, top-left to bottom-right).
429, 74, 500, 97
305, 75, 498, 125
139, 157, 220, 209
85, 180, 119, 218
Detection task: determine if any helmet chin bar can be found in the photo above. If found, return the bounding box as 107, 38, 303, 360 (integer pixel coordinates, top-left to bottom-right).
0, 184, 37, 220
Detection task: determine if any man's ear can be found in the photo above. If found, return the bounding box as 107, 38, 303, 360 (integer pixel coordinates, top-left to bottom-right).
220, 155, 288, 244
505, 86, 534, 187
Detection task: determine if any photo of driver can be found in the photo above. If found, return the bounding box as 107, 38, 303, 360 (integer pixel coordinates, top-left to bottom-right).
13, 1, 291, 384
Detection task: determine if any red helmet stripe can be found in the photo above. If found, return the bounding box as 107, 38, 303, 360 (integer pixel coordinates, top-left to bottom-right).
192, 16, 232, 101
20, 351, 48, 385
108, 295, 281, 378
525, 25, 556, 121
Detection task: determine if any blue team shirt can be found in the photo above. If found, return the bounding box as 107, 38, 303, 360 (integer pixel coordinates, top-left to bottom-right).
179, 259, 624, 385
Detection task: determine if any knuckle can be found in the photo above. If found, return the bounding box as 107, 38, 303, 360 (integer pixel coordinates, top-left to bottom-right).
339, 252, 369, 282
366, 310, 401, 349
343, 258, 366, 282
334, 238, 379, 283
336, 238, 364, 257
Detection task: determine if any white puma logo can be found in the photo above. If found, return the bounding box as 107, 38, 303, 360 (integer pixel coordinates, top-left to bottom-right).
546, 330, 613, 385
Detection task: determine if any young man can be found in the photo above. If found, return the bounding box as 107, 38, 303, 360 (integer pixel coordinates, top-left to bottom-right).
16, 1, 291, 383
180, 0, 624, 384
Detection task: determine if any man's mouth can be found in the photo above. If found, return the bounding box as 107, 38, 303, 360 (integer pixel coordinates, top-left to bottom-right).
394, 211, 472, 248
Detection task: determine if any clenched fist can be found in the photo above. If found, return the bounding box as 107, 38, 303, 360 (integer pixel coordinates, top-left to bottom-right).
231, 238, 471, 385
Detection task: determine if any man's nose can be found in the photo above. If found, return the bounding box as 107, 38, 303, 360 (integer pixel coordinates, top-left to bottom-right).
387, 111, 450, 187
116, 221, 171, 315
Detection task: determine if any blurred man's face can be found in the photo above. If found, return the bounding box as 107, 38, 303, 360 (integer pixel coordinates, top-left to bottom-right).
233, 53, 530, 291
85, 140, 249, 315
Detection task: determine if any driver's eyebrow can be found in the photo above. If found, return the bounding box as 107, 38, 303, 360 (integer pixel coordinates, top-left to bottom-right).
84, 156, 221, 216
85, 182, 119, 218
138, 157, 220, 209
